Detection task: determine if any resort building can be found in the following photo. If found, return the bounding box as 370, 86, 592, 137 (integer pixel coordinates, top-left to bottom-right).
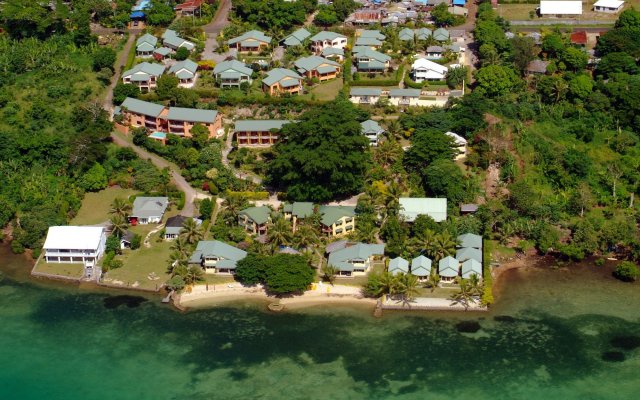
234, 119, 291, 147
168, 59, 198, 88
162, 29, 195, 51
444, 131, 468, 160
43, 226, 107, 266
538, 1, 583, 16
458, 233, 483, 249
593, 0, 624, 13
327, 242, 385, 277
153, 47, 172, 61
416, 28, 432, 41
120, 97, 166, 131
349, 88, 382, 105
433, 28, 450, 42
136, 33, 158, 57
388, 89, 421, 107
426, 45, 445, 59
262, 68, 304, 96
355, 35, 383, 49
361, 119, 385, 146
227, 30, 272, 52
129, 197, 169, 225
189, 240, 247, 274
166, 107, 222, 138
122, 62, 166, 92
357, 30, 386, 41
353, 48, 391, 73
388, 257, 409, 275
294, 56, 342, 82
282, 28, 311, 47
213, 60, 253, 88
319, 206, 356, 237
163, 215, 188, 240
456, 247, 483, 264
283, 202, 315, 232
399, 28, 415, 42
309, 31, 348, 55
438, 256, 459, 282
321, 47, 345, 62
174, 0, 203, 16
399, 198, 447, 223
461, 259, 483, 280
411, 58, 448, 82
411, 255, 432, 280
238, 206, 271, 235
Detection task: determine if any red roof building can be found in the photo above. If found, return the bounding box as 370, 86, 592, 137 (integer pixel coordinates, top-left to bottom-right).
570, 31, 588, 46
175, 0, 203, 16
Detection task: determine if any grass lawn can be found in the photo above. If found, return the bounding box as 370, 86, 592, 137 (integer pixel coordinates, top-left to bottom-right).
71, 187, 138, 225
202, 274, 237, 285
416, 286, 458, 298
309, 79, 344, 101
104, 236, 172, 291
34, 262, 84, 279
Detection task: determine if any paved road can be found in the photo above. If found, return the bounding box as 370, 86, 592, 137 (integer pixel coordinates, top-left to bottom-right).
201, 0, 233, 61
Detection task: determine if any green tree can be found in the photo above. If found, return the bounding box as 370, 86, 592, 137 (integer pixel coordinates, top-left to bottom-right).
474, 65, 522, 98
166, 275, 186, 291
446, 66, 468, 89
130, 234, 142, 250
404, 131, 457, 172
432, 231, 457, 262
560, 47, 589, 72
510, 36, 539, 74
264, 254, 314, 294
363, 271, 395, 297
93, 47, 116, 72
110, 197, 131, 219
321, 264, 339, 284
190, 124, 210, 149
615, 9, 640, 28
180, 218, 204, 245
613, 261, 639, 282
235, 254, 269, 285
596, 52, 639, 77
267, 217, 293, 251
568, 75, 594, 100
146, 0, 175, 25
81, 163, 108, 191
542, 33, 565, 58
199, 198, 213, 220
156, 74, 179, 100
113, 83, 140, 105
431, 3, 462, 27
109, 215, 128, 238
423, 159, 468, 204
475, 19, 509, 53
175, 46, 190, 61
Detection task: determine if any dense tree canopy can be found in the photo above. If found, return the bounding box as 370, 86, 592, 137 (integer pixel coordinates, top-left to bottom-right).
235, 254, 314, 294
234, 0, 317, 32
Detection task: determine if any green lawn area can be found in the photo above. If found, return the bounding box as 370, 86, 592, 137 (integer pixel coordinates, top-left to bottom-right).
309, 79, 344, 101
71, 187, 138, 225
415, 286, 458, 298
33, 262, 84, 279
202, 274, 237, 285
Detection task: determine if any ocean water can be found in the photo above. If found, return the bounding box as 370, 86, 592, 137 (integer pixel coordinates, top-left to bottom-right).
1, 248, 639, 400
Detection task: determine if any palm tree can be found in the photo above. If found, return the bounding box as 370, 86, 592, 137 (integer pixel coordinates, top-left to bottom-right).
393, 273, 420, 304
170, 236, 190, 258
366, 271, 395, 298
167, 251, 189, 276
267, 217, 292, 251
109, 215, 128, 238
180, 218, 204, 245
467, 274, 484, 297
385, 120, 402, 141
450, 279, 475, 310
426, 272, 441, 292
417, 228, 438, 258
182, 265, 204, 285
109, 198, 131, 219
293, 224, 319, 250
432, 231, 457, 262
222, 196, 248, 225
321, 264, 339, 285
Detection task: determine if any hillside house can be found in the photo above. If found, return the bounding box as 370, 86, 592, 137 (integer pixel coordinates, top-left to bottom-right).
122, 62, 166, 92
234, 120, 291, 147
309, 31, 348, 54
228, 30, 272, 52
213, 60, 253, 88
129, 197, 169, 225
349, 87, 383, 105
399, 197, 447, 222
294, 56, 342, 82
262, 68, 304, 96
168, 59, 198, 88
238, 206, 271, 235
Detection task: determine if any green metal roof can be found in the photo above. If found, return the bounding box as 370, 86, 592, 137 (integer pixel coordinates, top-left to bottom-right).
213, 60, 252, 77
416, 28, 432, 40
350, 87, 382, 96
163, 35, 195, 50
319, 206, 355, 226
176, 71, 193, 79
263, 68, 302, 86
316, 65, 337, 74
360, 119, 383, 135
283, 28, 311, 46
438, 256, 459, 277
358, 61, 385, 70
456, 247, 483, 263
294, 55, 340, 73
235, 120, 291, 132
166, 107, 218, 123
123, 62, 166, 78
358, 30, 385, 40
321, 47, 344, 56
228, 30, 272, 45
309, 31, 346, 42
154, 47, 172, 56
283, 202, 314, 218
131, 196, 169, 218
355, 37, 383, 47
458, 233, 482, 249
188, 240, 247, 266
398, 197, 447, 222
411, 255, 432, 276
162, 29, 177, 39
136, 42, 155, 52
388, 257, 409, 275
389, 89, 421, 98
355, 48, 391, 63
136, 33, 157, 47
433, 28, 450, 41
121, 97, 165, 118
399, 28, 415, 41
169, 59, 198, 75
280, 77, 301, 88
461, 259, 482, 279
239, 206, 271, 225
327, 243, 385, 271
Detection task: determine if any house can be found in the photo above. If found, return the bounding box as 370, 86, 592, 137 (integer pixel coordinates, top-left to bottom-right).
327, 242, 385, 277
361, 119, 385, 146
43, 226, 107, 265
122, 62, 166, 92
120, 230, 135, 250
228, 30, 272, 52
282, 28, 311, 47
444, 131, 468, 159
438, 256, 459, 282
309, 31, 348, 54
433, 28, 450, 42
358, 30, 386, 41
188, 240, 247, 274
458, 233, 482, 249
415, 28, 432, 41
448, 6, 468, 16
349, 8, 384, 24
350, 87, 383, 105
388, 257, 409, 275
539, 1, 583, 16
355, 36, 384, 48
460, 204, 479, 214
175, 0, 203, 16
164, 215, 188, 240
120, 97, 166, 131
399, 28, 415, 41
388, 89, 421, 107
262, 68, 304, 96
354, 48, 391, 72
153, 47, 172, 61
426, 45, 445, 59
283, 202, 314, 231
570, 31, 588, 47
411, 255, 432, 280
238, 206, 271, 235
461, 259, 483, 280
136, 33, 158, 57
166, 107, 222, 138
525, 59, 550, 75
213, 60, 253, 88
294, 56, 342, 82
168, 59, 198, 88
163, 34, 195, 51
426, 0, 449, 5
399, 197, 447, 222
321, 47, 345, 62
319, 206, 356, 237
593, 0, 624, 13
411, 58, 448, 82
162, 29, 178, 40
450, 29, 466, 43
129, 197, 169, 225
456, 247, 483, 263
235, 120, 291, 147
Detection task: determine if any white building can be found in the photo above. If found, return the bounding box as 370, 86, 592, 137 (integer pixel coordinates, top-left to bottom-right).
411, 58, 449, 82
593, 0, 624, 13
399, 198, 448, 222
129, 197, 169, 225
43, 226, 107, 265
539, 1, 583, 16
444, 131, 468, 160
309, 31, 348, 55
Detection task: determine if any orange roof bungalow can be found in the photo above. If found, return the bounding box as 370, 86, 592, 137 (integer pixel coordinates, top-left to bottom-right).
227, 30, 272, 52
570, 31, 587, 46
262, 68, 304, 96
294, 55, 342, 82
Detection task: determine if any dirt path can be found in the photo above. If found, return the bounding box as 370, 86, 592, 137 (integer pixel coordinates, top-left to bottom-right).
103, 31, 137, 112
221, 130, 263, 185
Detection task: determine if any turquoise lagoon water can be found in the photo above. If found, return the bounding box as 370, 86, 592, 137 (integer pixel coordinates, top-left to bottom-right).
1, 247, 639, 400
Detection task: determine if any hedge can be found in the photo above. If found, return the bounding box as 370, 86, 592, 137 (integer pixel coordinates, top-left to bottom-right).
351, 65, 404, 87
481, 239, 494, 306
403, 74, 424, 89
225, 190, 270, 201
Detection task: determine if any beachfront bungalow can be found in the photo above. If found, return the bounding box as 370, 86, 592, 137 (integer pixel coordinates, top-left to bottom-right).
129, 197, 169, 225
399, 198, 448, 223
122, 62, 166, 92
262, 68, 304, 96
354, 48, 391, 73
411, 255, 432, 280
120, 97, 166, 131
283, 202, 314, 232
388, 257, 410, 275
136, 33, 158, 57
294, 56, 342, 82
349, 87, 383, 105
321, 47, 346, 62
189, 240, 247, 274
444, 131, 468, 160
228, 30, 272, 52
361, 119, 385, 146
594, 0, 624, 13
282, 28, 311, 47
327, 242, 385, 277
213, 60, 253, 88
309, 31, 348, 55
43, 226, 107, 266
458, 233, 482, 249
166, 107, 222, 138
438, 256, 459, 282
461, 259, 483, 280
238, 206, 271, 235
168, 59, 198, 88
234, 119, 291, 147
164, 215, 188, 240
456, 247, 483, 264
399, 28, 415, 42
388, 89, 421, 107
319, 206, 356, 237
411, 58, 448, 82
